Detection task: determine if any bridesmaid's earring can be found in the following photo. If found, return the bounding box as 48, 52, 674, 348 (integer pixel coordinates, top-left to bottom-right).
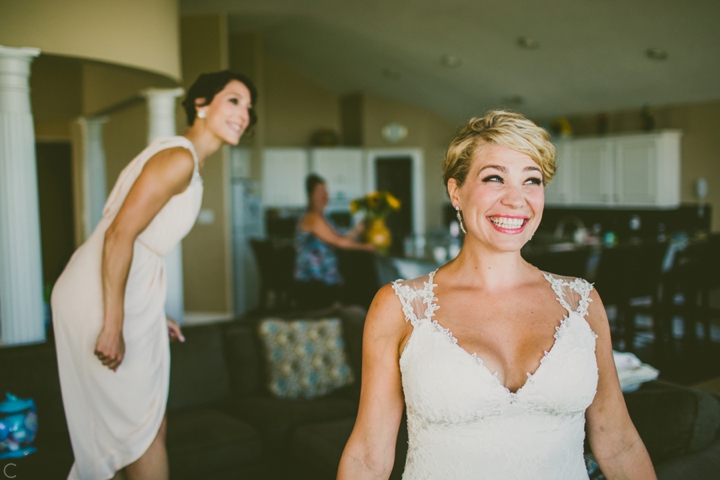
198, 110, 207, 119
455, 206, 467, 235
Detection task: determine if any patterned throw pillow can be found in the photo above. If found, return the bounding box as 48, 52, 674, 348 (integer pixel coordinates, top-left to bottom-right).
258, 318, 355, 399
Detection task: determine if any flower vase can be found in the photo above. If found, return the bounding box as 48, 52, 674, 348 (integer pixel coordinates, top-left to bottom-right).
366, 218, 391, 254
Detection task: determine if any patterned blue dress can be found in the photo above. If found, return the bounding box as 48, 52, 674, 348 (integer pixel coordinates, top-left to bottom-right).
294, 216, 342, 286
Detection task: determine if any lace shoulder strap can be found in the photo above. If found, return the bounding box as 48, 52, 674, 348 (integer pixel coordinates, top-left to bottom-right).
542, 273, 593, 318
391, 271, 439, 328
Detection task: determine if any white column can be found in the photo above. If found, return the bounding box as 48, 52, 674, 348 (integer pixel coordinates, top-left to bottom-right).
143, 88, 184, 142
0, 45, 45, 345
142, 88, 185, 323
77, 116, 108, 239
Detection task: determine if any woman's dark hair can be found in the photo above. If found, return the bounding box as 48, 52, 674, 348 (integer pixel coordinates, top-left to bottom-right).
306, 173, 326, 197
181, 70, 258, 128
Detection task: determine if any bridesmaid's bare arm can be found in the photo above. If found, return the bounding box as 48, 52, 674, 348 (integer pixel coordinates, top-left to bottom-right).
95, 148, 194, 371
304, 213, 374, 251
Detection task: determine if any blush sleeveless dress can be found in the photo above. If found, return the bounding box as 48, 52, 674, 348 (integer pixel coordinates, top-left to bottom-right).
392, 271, 599, 480
51, 136, 203, 480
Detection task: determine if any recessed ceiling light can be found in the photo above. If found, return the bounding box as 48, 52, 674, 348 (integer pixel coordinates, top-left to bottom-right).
646, 48, 668, 60
441, 55, 462, 68
382, 68, 401, 80
517, 36, 539, 49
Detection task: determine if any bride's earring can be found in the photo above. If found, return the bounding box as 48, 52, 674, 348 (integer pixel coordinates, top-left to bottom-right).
197, 110, 207, 119
455, 205, 467, 234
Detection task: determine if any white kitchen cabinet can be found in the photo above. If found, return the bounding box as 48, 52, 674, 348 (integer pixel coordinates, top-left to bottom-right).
613, 133, 680, 207
545, 141, 573, 205
309, 148, 365, 205
571, 138, 614, 206
548, 130, 681, 208
261, 148, 308, 207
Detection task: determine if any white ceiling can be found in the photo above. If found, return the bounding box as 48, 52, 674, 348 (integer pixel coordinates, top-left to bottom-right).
181, 0, 720, 122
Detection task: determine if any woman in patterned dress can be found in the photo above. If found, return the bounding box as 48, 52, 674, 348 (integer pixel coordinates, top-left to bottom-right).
294, 173, 375, 309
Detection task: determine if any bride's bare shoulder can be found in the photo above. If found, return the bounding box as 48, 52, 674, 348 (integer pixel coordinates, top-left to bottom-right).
363, 283, 413, 338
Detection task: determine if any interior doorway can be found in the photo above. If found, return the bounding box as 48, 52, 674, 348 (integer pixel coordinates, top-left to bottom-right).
36, 141, 76, 297
375, 157, 413, 256
365, 149, 425, 254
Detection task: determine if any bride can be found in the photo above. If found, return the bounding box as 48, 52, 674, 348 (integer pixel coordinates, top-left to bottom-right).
337, 111, 655, 479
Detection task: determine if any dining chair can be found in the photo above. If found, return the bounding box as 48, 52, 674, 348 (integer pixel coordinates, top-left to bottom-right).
336, 249, 382, 310
593, 242, 668, 351
526, 248, 592, 279
250, 239, 297, 311
663, 235, 720, 344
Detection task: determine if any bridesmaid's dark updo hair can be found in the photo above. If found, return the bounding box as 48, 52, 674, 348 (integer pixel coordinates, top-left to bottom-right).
182, 70, 258, 128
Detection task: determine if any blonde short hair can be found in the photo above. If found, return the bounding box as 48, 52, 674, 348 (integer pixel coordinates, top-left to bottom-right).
442, 110, 556, 188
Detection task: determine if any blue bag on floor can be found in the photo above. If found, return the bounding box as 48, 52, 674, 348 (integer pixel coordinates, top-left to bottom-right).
0, 392, 38, 459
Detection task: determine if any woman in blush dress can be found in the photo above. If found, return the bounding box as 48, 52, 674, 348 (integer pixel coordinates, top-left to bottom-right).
337, 111, 656, 479
51, 70, 257, 480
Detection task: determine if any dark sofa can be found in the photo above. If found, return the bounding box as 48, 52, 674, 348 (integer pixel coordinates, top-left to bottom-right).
2, 302, 720, 479
0, 305, 366, 480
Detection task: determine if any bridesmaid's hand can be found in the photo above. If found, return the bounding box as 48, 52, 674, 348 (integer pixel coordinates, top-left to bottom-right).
94, 326, 125, 371
167, 317, 185, 343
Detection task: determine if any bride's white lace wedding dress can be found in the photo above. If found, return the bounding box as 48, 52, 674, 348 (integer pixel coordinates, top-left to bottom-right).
392, 271, 598, 480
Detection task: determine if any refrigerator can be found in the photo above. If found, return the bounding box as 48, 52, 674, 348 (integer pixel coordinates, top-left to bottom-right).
231, 151, 264, 316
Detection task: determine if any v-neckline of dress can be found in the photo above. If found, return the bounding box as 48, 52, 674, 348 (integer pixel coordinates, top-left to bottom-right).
419, 270, 576, 397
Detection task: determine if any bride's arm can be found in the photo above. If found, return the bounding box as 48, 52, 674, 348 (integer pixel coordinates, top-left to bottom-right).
585, 290, 656, 480
337, 284, 410, 480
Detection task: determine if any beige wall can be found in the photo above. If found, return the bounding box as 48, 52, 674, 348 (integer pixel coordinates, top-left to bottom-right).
229, 32, 265, 181
263, 57, 341, 147
31, 56, 173, 136
82, 63, 175, 116
361, 93, 458, 230
180, 14, 233, 315
2, 0, 181, 81
564, 101, 720, 231
30, 56, 83, 125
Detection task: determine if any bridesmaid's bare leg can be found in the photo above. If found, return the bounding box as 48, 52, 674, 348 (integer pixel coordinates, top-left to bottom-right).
125, 414, 168, 480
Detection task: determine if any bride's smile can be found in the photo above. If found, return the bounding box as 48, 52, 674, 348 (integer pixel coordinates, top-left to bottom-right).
450, 142, 545, 253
